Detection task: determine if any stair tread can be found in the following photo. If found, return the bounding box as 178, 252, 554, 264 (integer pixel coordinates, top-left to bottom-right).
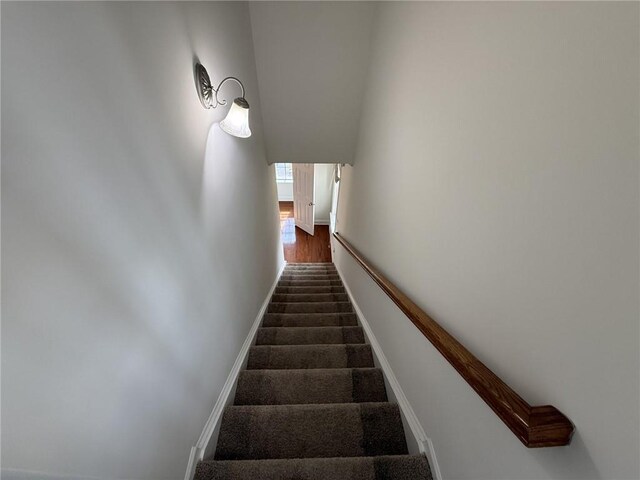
195, 455, 432, 480
275, 286, 346, 293
282, 271, 338, 274
263, 312, 358, 327
271, 293, 349, 302
247, 344, 374, 369
284, 271, 338, 274
215, 403, 408, 460
256, 326, 364, 345
270, 301, 352, 304
235, 368, 387, 405
280, 277, 340, 280
286, 262, 335, 265
281, 273, 341, 277
278, 274, 340, 277
268, 302, 353, 314
278, 280, 344, 286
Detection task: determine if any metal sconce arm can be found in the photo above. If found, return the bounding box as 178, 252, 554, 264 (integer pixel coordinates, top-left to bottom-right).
212, 77, 246, 107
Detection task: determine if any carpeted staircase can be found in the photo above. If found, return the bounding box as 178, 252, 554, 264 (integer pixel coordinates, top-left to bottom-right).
195, 263, 432, 480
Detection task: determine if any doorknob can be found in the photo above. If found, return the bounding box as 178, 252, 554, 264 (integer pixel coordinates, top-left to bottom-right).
308, 202, 315, 207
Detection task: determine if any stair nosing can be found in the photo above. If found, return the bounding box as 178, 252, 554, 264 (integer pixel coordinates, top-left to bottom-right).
269, 301, 353, 305
264, 312, 356, 315
225, 401, 398, 410
258, 325, 362, 330
250, 344, 371, 348
237, 368, 382, 380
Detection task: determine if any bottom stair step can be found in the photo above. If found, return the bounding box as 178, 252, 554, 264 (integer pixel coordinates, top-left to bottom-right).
196, 455, 432, 480
215, 403, 408, 460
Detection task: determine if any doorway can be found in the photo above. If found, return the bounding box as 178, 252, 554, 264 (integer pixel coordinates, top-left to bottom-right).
276, 163, 336, 263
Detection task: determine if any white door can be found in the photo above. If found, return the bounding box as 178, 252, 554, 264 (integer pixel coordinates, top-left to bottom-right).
293, 163, 315, 235
329, 164, 341, 234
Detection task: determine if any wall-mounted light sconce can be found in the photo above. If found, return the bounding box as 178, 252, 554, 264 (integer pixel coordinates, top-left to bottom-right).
195, 63, 251, 138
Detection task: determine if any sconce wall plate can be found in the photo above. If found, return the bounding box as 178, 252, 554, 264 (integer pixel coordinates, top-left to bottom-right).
195, 63, 215, 109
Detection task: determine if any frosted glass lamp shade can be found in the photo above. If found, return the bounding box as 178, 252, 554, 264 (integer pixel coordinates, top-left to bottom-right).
220, 97, 251, 138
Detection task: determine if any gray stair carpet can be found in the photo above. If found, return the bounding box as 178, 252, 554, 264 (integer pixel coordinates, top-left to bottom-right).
256, 326, 364, 345
196, 263, 432, 480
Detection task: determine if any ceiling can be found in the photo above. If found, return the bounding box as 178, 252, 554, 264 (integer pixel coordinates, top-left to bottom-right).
249, 2, 376, 165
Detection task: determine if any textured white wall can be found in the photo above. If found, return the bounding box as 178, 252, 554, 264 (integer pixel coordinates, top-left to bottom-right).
333, 3, 639, 480
1, 2, 283, 479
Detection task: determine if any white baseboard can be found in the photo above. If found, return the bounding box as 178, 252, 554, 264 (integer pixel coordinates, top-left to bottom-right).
425, 437, 443, 480
334, 263, 443, 480
184, 262, 287, 480
314, 220, 329, 226
183, 447, 201, 480
0, 469, 148, 480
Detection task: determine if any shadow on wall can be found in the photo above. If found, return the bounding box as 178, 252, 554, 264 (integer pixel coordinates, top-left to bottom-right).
200, 123, 241, 244
532, 431, 600, 480
198, 121, 277, 311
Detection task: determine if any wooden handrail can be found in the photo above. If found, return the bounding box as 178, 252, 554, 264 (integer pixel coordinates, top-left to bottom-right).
333, 232, 574, 447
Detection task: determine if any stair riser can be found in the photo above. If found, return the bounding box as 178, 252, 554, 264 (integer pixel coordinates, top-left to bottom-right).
286, 263, 334, 266
279, 280, 343, 286
256, 326, 364, 345
285, 264, 336, 268
247, 345, 374, 369
215, 403, 408, 460
282, 271, 335, 274
280, 273, 340, 281
271, 293, 349, 303
283, 272, 338, 277
268, 302, 353, 314
234, 368, 387, 405
284, 267, 337, 272
281, 272, 340, 276
262, 313, 358, 327
275, 286, 346, 294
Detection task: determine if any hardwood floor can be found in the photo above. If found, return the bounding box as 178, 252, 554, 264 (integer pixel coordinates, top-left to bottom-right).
279, 201, 332, 263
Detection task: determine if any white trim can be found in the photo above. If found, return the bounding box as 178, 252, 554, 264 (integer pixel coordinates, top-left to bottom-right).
0, 469, 148, 480
183, 447, 201, 480
334, 262, 443, 480
314, 220, 330, 226
425, 437, 443, 480
184, 262, 287, 480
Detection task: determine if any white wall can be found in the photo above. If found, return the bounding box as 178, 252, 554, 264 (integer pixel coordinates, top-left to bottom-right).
333, 3, 639, 480
249, 2, 375, 165
314, 164, 334, 225
1, 3, 283, 480
276, 182, 293, 202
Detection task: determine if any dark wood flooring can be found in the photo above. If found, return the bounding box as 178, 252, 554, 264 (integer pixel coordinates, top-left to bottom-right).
279, 201, 332, 263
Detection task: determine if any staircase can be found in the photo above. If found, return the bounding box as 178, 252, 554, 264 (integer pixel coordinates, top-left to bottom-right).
195, 263, 432, 480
